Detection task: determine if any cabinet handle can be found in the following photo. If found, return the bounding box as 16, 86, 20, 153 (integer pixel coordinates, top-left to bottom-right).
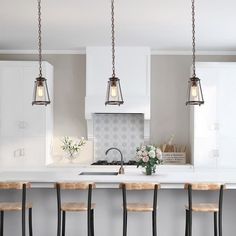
21, 148, 25, 156
18, 121, 28, 129
18, 121, 25, 129
212, 149, 219, 158
14, 149, 21, 157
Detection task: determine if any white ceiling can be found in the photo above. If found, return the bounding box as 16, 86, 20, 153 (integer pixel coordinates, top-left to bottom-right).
0, 0, 236, 51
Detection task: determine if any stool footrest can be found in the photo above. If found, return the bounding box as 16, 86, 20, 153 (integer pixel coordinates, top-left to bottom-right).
61, 202, 95, 211
0, 202, 32, 211
185, 203, 219, 212
124, 203, 157, 212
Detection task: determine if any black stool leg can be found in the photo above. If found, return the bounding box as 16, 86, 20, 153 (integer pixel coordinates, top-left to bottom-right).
90, 209, 94, 236
22, 208, 26, 236
123, 210, 127, 236
29, 208, 33, 236
57, 210, 61, 236
188, 210, 192, 236
214, 212, 218, 236
152, 210, 157, 236
219, 211, 222, 236
87, 210, 91, 236
185, 210, 189, 236
62, 211, 66, 236
0, 211, 3, 236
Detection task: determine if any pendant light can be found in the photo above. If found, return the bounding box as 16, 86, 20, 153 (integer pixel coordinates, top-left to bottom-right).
32, 0, 50, 106
186, 0, 204, 106
105, 0, 124, 106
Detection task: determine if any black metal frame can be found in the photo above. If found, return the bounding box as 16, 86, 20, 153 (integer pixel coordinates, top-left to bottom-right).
32, 76, 51, 106
0, 183, 33, 236
121, 184, 158, 236
185, 184, 224, 236
56, 183, 94, 236
186, 76, 204, 106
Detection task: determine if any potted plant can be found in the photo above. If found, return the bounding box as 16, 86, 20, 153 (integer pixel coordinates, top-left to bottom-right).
136, 145, 162, 175
61, 136, 86, 162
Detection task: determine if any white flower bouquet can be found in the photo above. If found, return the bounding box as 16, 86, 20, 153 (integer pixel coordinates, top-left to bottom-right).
136, 145, 162, 175
61, 136, 86, 162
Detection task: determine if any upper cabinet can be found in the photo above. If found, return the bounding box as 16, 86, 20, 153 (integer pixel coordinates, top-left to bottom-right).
85, 47, 150, 119
0, 61, 53, 168
191, 62, 236, 168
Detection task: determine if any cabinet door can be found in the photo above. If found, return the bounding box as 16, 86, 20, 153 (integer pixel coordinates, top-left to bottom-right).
0, 67, 23, 137
193, 66, 219, 167
217, 67, 236, 167
193, 63, 236, 168
22, 67, 45, 137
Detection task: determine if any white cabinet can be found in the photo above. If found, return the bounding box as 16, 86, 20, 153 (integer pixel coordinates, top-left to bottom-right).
191, 62, 236, 168
0, 61, 53, 168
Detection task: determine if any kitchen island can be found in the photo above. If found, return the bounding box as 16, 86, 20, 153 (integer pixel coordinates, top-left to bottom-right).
0, 166, 236, 236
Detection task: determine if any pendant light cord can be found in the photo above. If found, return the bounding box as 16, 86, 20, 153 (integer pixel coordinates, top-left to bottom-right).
38, 0, 42, 77
111, 0, 116, 77
192, 0, 196, 77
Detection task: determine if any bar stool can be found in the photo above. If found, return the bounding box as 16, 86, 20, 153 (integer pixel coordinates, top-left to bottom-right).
56, 182, 96, 236
185, 183, 225, 236
120, 183, 160, 236
0, 182, 33, 236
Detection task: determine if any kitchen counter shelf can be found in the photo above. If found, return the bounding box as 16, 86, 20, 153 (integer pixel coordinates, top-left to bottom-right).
0, 166, 236, 189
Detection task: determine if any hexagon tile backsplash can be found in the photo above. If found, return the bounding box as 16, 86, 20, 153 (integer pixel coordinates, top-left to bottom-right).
93, 113, 144, 162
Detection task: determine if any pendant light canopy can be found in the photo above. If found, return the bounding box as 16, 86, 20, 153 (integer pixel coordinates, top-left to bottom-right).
186, 0, 204, 106
32, 0, 50, 106
105, 0, 124, 106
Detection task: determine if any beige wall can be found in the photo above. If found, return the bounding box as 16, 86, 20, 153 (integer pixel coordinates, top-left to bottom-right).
0, 54, 236, 152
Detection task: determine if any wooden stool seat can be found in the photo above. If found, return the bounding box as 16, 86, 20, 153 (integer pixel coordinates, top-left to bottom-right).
185, 203, 219, 212
61, 202, 95, 212
125, 203, 155, 212
0, 202, 32, 211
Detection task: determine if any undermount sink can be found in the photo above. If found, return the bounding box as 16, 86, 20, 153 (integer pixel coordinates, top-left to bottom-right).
79, 172, 119, 176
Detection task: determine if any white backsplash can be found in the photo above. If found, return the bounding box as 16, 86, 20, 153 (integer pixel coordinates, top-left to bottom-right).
93, 113, 144, 162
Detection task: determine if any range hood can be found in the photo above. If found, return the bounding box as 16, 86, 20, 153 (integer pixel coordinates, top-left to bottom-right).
85, 47, 151, 142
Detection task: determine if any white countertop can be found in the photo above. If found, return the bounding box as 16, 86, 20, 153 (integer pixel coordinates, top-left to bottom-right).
0, 165, 236, 189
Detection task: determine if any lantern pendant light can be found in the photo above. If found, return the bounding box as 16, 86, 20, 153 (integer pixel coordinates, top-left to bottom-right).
32, 0, 50, 106
186, 0, 204, 106
105, 0, 124, 106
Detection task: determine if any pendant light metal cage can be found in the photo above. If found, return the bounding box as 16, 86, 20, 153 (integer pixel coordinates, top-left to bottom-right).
32, 0, 50, 106
105, 0, 124, 106
186, 0, 204, 106
186, 76, 204, 106
32, 77, 50, 106
105, 77, 124, 106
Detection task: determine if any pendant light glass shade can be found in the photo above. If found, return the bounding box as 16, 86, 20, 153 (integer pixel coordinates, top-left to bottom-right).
32, 77, 50, 106
186, 76, 204, 106
105, 77, 124, 105
32, 0, 51, 106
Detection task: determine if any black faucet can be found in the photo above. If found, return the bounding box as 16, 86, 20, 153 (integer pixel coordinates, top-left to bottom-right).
105, 147, 125, 174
